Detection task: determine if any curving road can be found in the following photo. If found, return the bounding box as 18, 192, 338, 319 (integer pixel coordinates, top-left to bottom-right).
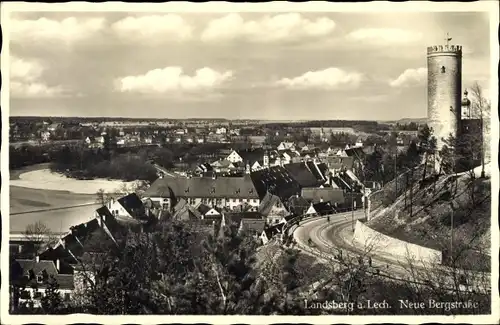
293, 213, 490, 292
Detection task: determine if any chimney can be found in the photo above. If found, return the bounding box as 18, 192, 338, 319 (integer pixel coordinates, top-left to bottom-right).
56, 259, 60, 272
35, 256, 40, 263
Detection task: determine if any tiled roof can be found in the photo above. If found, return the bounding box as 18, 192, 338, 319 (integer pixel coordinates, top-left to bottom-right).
144, 176, 259, 199
240, 219, 266, 234
332, 175, 352, 191
197, 203, 212, 215
117, 193, 145, 218
258, 191, 287, 217
264, 223, 284, 239
301, 187, 345, 205
250, 166, 301, 202
284, 162, 323, 188
224, 211, 263, 227
312, 202, 336, 215
12, 259, 75, 290
17, 259, 58, 276
321, 156, 354, 170
305, 161, 326, 181
286, 196, 310, 216
237, 148, 265, 164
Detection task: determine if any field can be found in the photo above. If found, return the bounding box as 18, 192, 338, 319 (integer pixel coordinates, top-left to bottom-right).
8, 164, 135, 234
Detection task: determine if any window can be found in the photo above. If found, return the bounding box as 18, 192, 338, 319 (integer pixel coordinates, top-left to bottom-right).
64, 293, 71, 301
33, 291, 42, 299
441, 66, 446, 73
36, 274, 44, 283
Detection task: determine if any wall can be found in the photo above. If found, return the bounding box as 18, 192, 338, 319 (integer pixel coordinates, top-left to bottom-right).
353, 220, 442, 264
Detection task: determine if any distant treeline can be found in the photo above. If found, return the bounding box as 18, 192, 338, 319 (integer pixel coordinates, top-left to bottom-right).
264, 120, 380, 129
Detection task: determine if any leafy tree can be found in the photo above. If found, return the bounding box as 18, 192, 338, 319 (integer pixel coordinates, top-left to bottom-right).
41, 276, 63, 314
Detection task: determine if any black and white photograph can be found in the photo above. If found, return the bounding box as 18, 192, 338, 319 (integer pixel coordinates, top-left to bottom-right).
1, 2, 498, 323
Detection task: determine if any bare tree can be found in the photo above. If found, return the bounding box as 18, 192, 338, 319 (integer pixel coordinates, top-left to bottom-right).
23, 221, 59, 257
469, 82, 491, 178
95, 188, 114, 206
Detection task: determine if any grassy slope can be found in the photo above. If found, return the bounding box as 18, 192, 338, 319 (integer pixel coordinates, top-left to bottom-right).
367, 166, 491, 270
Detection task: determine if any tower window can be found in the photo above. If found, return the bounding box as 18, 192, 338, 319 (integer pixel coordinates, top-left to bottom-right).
441, 66, 446, 73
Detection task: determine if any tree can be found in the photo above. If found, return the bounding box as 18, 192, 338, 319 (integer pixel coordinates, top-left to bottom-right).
95, 188, 113, 206
23, 221, 58, 258
40, 276, 63, 314
469, 82, 491, 178
417, 125, 432, 183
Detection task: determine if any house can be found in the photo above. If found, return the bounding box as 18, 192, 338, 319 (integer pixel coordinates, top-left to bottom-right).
211, 159, 236, 174
40, 131, 51, 141
47, 123, 61, 132
301, 187, 345, 205
250, 166, 302, 203
143, 175, 260, 211
10, 257, 75, 307
239, 218, 266, 237
286, 195, 310, 217
277, 141, 295, 151
106, 193, 153, 223
172, 200, 202, 221
283, 162, 325, 188
116, 137, 126, 146
226, 148, 266, 172
248, 135, 267, 146
197, 203, 221, 220
312, 202, 337, 216
258, 191, 289, 225
215, 127, 227, 135
195, 163, 214, 175
260, 223, 284, 245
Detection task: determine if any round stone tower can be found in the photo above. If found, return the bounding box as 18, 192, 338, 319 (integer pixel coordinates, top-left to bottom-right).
427, 42, 463, 149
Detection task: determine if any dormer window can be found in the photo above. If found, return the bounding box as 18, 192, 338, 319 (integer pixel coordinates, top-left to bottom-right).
441, 66, 446, 73
249, 189, 254, 194
210, 187, 216, 194
36, 274, 44, 283
235, 188, 240, 194
184, 187, 190, 193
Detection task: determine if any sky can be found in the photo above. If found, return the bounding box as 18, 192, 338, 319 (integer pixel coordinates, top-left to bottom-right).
6, 8, 492, 120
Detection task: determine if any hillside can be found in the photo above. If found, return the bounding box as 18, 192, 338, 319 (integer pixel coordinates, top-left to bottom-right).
367, 167, 491, 271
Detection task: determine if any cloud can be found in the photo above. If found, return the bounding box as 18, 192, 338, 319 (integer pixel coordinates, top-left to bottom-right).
10, 56, 44, 81
11, 81, 64, 98
111, 15, 193, 42
201, 13, 335, 43
390, 67, 427, 87
10, 17, 105, 43
276, 68, 364, 90
10, 56, 65, 98
115, 67, 233, 94
346, 28, 423, 44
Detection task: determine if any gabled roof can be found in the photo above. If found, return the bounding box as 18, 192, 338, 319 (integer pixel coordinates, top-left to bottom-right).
144, 176, 258, 199
197, 203, 212, 215
12, 259, 75, 290
240, 219, 266, 234
263, 223, 283, 239
332, 175, 352, 191
286, 196, 310, 216
224, 211, 263, 227
312, 202, 336, 215
117, 193, 145, 218
237, 148, 265, 164
305, 161, 326, 181
284, 162, 323, 188
259, 191, 287, 217
250, 166, 301, 202
301, 187, 345, 204
16, 259, 58, 277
